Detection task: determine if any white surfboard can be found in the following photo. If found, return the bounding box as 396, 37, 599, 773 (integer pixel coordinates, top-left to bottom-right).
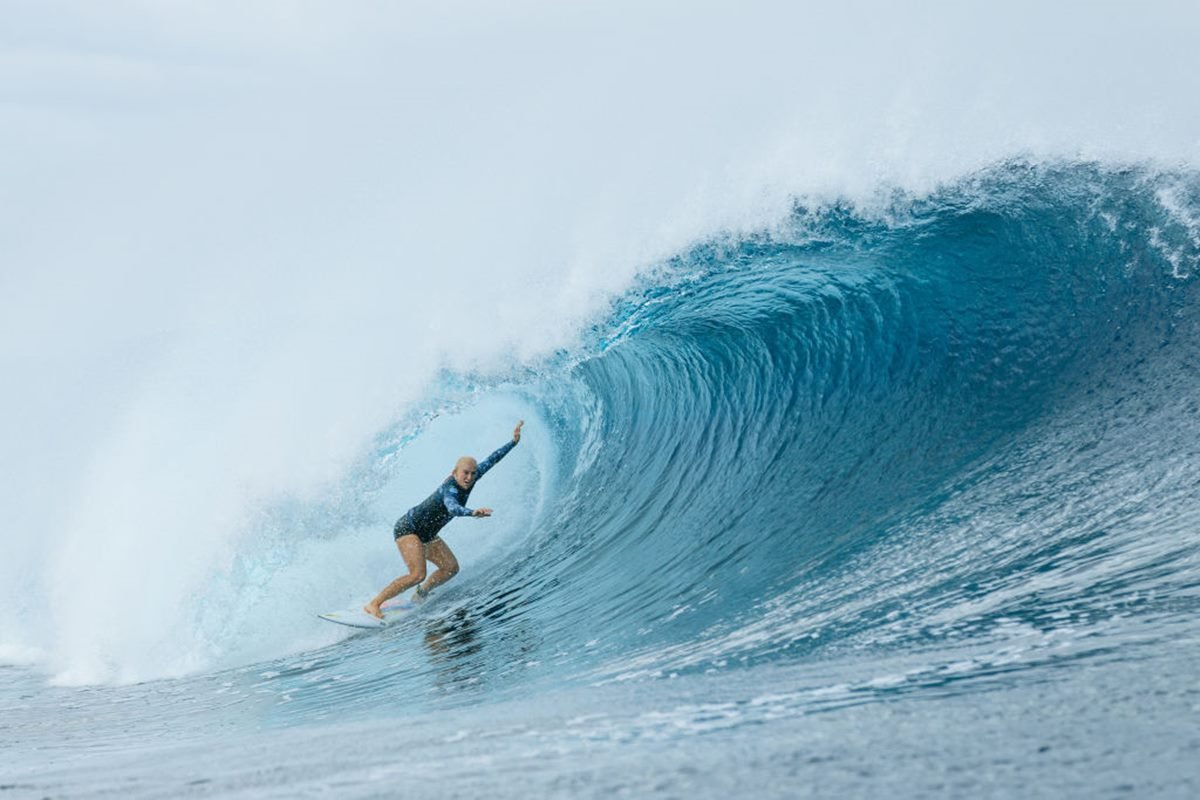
318, 597, 416, 629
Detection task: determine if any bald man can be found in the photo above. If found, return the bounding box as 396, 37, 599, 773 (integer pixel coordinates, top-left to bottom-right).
364, 420, 524, 619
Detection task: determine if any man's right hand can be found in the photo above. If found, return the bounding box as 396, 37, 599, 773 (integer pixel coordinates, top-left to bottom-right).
513, 420, 524, 443
473, 508, 493, 517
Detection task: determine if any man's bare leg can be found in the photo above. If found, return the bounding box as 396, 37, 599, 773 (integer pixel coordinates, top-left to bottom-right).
417, 537, 460, 599
364, 535, 427, 618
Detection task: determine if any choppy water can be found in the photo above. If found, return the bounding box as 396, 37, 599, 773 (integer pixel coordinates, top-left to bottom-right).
4, 160, 1200, 798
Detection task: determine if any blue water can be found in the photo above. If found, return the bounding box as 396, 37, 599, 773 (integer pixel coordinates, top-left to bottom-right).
4, 161, 1200, 797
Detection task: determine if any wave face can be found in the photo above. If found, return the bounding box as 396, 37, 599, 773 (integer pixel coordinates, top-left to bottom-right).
483, 160, 1200, 683
210, 160, 1200, 716
7, 161, 1200, 797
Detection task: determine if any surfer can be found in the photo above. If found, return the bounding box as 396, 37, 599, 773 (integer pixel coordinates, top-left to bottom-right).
364, 420, 524, 619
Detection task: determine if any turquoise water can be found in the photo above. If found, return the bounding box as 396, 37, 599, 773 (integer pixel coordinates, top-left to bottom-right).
4, 162, 1200, 797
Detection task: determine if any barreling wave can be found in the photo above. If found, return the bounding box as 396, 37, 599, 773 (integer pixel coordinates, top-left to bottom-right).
479, 159, 1200, 684
193, 160, 1200, 725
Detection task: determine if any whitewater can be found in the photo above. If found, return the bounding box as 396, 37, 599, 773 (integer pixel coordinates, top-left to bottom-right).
3, 2, 1200, 797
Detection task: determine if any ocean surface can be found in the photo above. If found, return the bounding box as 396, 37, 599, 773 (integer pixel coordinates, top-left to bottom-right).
4, 4, 1200, 798
4, 160, 1200, 798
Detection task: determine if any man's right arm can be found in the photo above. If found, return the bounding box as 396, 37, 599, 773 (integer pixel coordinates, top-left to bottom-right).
441, 485, 476, 517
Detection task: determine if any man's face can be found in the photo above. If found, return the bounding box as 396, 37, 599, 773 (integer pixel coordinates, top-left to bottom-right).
453, 459, 478, 490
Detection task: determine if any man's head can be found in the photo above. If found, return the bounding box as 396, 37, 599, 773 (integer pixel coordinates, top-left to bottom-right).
452, 456, 479, 490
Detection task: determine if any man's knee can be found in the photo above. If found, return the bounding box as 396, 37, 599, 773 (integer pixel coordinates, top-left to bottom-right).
409, 566, 428, 583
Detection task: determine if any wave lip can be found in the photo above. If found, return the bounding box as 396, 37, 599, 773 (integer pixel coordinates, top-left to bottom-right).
491, 161, 1200, 691
5, 161, 1200, 700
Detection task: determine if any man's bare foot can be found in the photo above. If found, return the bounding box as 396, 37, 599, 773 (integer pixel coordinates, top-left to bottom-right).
363, 602, 383, 619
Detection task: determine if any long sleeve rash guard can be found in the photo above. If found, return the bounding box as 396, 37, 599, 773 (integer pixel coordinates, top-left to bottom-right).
393, 439, 517, 542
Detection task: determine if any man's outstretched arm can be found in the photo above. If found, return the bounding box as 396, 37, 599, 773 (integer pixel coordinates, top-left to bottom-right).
441, 485, 477, 517
475, 420, 524, 479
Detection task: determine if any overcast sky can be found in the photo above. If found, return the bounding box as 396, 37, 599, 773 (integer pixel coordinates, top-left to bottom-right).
2, 0, 1199, 682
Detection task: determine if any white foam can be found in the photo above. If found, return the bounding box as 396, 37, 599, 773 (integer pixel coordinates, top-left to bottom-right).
2, 1, 1198, 683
